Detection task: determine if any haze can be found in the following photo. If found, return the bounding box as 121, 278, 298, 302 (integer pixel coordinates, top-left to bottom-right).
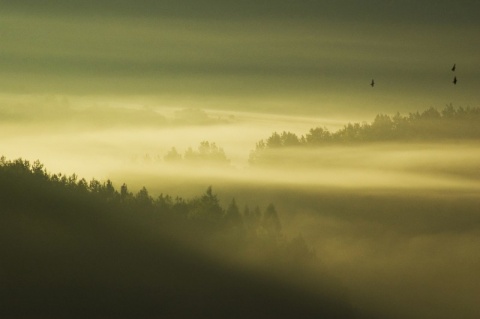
1, 1, 480, 319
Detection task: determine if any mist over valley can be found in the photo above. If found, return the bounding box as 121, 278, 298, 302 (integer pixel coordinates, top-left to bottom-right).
2, 1, 480, 317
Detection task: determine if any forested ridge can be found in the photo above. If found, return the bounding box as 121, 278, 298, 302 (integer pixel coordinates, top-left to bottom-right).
250, 105, 480, 164
0, 157, 279, 236
0, 157, 366, 319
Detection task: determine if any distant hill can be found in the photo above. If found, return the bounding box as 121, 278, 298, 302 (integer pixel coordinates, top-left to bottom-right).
250, 105, 480, 165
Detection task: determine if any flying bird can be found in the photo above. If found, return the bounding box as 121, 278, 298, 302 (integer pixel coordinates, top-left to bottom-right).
453, 76, 457, 85
370, 79, 375, 87
451, 63, 456, 72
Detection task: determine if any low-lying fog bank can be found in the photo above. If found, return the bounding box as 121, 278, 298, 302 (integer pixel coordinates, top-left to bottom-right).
106, 143, 480, 319
226, 186, 480, 319
2, 101, 480, 318
4, 124, 480, 191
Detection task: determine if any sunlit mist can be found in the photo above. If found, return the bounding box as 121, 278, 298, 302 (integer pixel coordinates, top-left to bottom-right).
1, 1, 480, 319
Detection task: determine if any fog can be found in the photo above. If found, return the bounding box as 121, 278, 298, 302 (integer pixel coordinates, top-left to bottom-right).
2, 99, 480, 318
0, 94, 346, 175
3, 98, 480, 190
2, 1, 480, 317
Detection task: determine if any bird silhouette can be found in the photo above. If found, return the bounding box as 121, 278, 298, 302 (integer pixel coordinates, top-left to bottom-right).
451, 63, 456, 72
370, 79, 375, 87
453, 76, 457, 85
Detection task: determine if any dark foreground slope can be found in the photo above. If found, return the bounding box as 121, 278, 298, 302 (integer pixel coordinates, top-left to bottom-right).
0, 158, 371, 319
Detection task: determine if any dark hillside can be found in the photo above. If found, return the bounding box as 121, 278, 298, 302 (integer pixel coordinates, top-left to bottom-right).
0, 158, 369, 319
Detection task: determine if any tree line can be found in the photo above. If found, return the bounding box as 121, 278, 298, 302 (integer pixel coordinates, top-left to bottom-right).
164, 141, 230, 165
250, 105, 480, 164
1, 156, 350, 319
138, 141, 230, 166
0, 156, 312, 261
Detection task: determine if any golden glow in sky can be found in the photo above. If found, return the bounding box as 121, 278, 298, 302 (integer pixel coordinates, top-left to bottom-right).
1, 1, 479, 117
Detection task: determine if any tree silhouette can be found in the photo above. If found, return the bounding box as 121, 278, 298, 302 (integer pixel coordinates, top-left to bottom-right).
305, 127, 332, 145
136, 186, 153, 208
262, 203, 282, 236
225, 198, 242, 226
167, 141, 231, 165
164, 147, 182, 162
266, 132, 282, 148
187, 186, 224, 226
250, 105, 480, 165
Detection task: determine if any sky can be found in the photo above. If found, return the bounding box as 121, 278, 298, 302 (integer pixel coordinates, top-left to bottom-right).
1, 0, 479, 118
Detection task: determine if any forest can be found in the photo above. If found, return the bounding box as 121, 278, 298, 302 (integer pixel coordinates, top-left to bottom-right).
0, 157, 364, 319
250, 105, 480, 165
